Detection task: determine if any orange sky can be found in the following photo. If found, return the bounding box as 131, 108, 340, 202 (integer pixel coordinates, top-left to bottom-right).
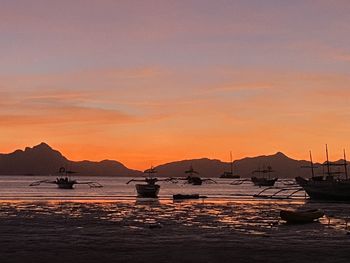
1, 1, 350, 169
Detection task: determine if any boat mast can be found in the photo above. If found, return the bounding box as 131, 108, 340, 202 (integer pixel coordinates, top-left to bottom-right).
230, 151, 233, 175
309, 150, 315, 178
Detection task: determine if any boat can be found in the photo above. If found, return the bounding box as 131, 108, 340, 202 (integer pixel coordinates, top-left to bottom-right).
127, 167, 173, 198
280, 209, 324, 223
251, 166, 278, 186
135, 182, 160, 198
173, 194, 207, 200
296, 146, 350, 201
29, 167, 103, 189
183, 165, 216, 185
220, 151, 240, 179
184, 165, 203, 185
55, 177, 77, 189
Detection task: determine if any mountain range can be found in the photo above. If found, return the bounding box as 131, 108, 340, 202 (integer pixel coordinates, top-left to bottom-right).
0, 142, 325, 178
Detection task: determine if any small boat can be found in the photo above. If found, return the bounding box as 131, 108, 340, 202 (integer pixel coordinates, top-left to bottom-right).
280, 209, 324, 223
251, 177, 278, 187
127, 167, 173, 198
178, 165, 216, 185
135, 183, 160, 198
296, 146, 350, 201
220, 151, 240, 179
55, 177, 77, 189
173, 194, 207, 200
29, 167, 103, 189
251, 166, 278, 187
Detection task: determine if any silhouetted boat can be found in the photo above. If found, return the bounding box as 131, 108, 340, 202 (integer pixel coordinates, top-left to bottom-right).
183, 165, 216, 185
55, 177, 77, 189
251, 166, 278, 186
127, 167, 173, 198
135, 182, 160, 198
280, 209, 324, 224
296, 146, 350, 201
29, 167, 103, 189
220, 151, 240, 179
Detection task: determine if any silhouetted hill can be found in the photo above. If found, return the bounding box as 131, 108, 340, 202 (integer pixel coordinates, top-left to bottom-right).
155, 152, 316, 178
155, 158, 226, 177
232, 152, 313, 178
0, 143, 141, 176
1, 143, 338, 178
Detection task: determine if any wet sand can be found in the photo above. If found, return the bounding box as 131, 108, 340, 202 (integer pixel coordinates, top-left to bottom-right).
1, 200, 350, 263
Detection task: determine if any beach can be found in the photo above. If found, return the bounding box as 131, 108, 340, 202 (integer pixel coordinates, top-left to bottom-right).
0, 177, 350, 262
1, 199, 350, 263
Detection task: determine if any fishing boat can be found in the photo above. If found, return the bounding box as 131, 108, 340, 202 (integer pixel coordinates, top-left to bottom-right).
127, 167, 173, 198
280, 209, 324, 224
29, 167, 103, 189
220, 151, 240, 179
251, 166, 278, 186
135, 180, 160, 198
296, 146, 350, 201
183, 165, 216, 185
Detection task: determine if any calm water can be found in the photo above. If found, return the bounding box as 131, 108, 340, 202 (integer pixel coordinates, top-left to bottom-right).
0, 176, 300, 200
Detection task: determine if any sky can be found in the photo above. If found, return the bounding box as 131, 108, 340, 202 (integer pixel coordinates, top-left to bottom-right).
1, 0, 350, 169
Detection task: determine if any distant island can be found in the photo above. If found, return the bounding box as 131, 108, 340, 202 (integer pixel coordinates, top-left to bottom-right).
0, 142, 320, 178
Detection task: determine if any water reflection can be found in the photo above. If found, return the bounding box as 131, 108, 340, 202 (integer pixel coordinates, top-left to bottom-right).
1, 199, 350, 238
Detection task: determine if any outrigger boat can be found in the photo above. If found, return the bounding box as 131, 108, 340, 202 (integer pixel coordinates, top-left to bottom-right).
126, 167, 173, 198
220, 151, 240, 179
280, 208, 324, 224
296, 146, 350, 201
29, 167, 103, 189
251, 166, 278, 187
181, 165, 216, 185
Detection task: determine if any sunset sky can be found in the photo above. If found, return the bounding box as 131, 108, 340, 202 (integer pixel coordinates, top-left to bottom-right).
1, 0, 350, 169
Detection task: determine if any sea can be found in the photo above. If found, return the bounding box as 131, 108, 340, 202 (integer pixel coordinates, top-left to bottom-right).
1, 176, 350, 262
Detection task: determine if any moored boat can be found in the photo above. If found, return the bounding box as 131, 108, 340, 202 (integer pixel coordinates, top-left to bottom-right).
175, 165, 217, 185
296, 146, 350, 201
251, 177, 277, 187
127, 167, 173, 198
29, 167, 103, 189
220, 151, 240, 179
251, 166, 278, 187
280, 209, 324, 223
55, 177, 77, 189
135, 183, 160, 198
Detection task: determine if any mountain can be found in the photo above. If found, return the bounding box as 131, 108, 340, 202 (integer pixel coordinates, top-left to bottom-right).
0, 143, 141, 176
155, 152, 315, 178
0, 143, 331, 178
155, 158, 227, 178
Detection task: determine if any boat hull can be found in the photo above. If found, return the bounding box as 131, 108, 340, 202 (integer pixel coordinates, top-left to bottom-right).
186, 176, 203, 185
136, 184, 160, 198
280, 209, 324, 223
57, 182, 75, 189
296, 177, 350, 201
251, 177, 277, 187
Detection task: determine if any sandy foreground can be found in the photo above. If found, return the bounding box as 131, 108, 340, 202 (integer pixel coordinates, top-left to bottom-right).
0, 200, 350, 263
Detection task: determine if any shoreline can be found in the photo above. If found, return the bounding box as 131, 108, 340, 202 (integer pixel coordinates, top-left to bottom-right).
0, 199, 350, 263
